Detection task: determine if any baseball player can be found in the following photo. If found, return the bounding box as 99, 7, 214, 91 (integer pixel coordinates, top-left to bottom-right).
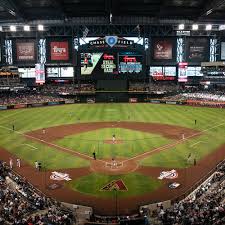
16, 158, 21, 168
9, 158, 13, 169
112, 134, 116, 144
35, 161, 39, 170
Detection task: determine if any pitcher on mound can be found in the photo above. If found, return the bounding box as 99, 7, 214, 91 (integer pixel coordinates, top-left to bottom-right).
112, 134, 116, 144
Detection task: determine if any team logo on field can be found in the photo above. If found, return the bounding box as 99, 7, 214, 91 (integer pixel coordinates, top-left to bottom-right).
101, 179, 128, 191
50, 171, 72, 181
158, 169, 178, 180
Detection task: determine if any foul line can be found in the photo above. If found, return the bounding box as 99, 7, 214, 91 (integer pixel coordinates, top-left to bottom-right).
21, 144, 38, 150
0, 110, 24, 123
190, 141, 206, 148
0, 125, 106, 163
122, 120, 225, 163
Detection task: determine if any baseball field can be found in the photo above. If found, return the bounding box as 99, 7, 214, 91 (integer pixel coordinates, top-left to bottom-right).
0, 103, 225, 215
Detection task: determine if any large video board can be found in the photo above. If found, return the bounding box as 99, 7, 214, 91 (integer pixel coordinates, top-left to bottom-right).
150, 66, 176, 81
80, 51, 143, 77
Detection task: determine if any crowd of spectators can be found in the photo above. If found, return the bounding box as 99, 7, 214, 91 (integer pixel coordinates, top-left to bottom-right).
154, 162, 225, 225
0, 160, 75, 225
42, 84, 95, 95
128, 82, 148, 92
0, 92, 67, 106
149, 83, 179, 93
0, 76, 20, 87
163, 91, 225, 102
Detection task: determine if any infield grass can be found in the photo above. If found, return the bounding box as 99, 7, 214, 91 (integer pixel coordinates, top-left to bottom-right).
55, 128, 171, 159
67, 172, 162, 198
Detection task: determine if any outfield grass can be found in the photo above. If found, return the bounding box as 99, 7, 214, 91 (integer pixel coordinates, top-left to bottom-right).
0, 103, 225, 169
56, 128, 171, 159
67, 172, 162, 198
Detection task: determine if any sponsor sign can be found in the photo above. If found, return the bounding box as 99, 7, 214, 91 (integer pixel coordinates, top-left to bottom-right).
221, 42, 225, 60
50, 171, 72, 181
50, 41, 69, 61
186, 38, 209, 62
153, 39, 173, 60
101, 179, 128, 191
89, 37, 134, 48
176, 31, 190, 36
129, 98, 138, 103
119, 54, 142, 73
168, 182, 181, 189
101, 54, 117, 73
158, 169, 178, 180
16, 42, 35, 61
35, 64, 45, 84
47, 183, 63, 190
178, 62, 188, 82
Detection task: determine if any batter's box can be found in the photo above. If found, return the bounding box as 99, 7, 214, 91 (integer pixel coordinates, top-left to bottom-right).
105, 161, 123, 170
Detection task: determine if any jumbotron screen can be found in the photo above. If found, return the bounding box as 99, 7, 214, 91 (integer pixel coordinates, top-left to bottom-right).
118, 53, 142, 74
81, 52, 143, 76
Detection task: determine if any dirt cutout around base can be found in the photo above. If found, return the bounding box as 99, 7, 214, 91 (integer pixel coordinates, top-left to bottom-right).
104, 139, 124, 145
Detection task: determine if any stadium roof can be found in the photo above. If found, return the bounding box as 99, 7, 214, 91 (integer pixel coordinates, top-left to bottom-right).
0, 0, 225, 25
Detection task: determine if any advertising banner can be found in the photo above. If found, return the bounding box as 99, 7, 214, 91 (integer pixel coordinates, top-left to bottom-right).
50, 41, 69, 61
221, 42, 225, 60
186, 38, 209, 63
35, 64, 45, 84
153, 39, 173, 60
46, 39, 72, 63
13, 39, 37, 63
178, 62, 188, 82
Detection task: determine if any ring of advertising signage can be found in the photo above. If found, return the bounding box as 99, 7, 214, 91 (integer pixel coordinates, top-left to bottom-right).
12, 39, 37, 64
46, 39, 72, 63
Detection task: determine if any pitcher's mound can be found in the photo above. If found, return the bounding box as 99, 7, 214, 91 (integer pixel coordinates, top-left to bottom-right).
104, 139, 124, 145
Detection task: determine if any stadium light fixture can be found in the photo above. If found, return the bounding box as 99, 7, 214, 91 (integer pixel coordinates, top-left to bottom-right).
178, 24, 184, 30
219, 25, 225, 30
10, 25, 16, 32
192, 24, 198, 30
24, 25, 30, 31
38, 24, 44, 31
206, 24, 212, 31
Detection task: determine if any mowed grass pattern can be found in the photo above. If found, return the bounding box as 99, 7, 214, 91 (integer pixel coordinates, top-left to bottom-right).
56, 128, 171, 159
0, 104, 224, 169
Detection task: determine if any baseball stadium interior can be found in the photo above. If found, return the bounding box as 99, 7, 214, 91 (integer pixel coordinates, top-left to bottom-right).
0, 0, 225, 225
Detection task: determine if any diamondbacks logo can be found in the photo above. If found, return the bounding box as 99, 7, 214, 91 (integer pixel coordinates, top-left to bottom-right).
105, 36, 118, 48
101, 179, 128, 191
50, 171, 71, 181
158, 169, 178, 180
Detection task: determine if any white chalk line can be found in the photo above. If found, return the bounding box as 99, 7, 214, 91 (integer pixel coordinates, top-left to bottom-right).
122, 120, 225, 163
190, 141, 206, 148
0, 125, 106, 163
21, 144, 38, 150
0, 110, 24, 123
